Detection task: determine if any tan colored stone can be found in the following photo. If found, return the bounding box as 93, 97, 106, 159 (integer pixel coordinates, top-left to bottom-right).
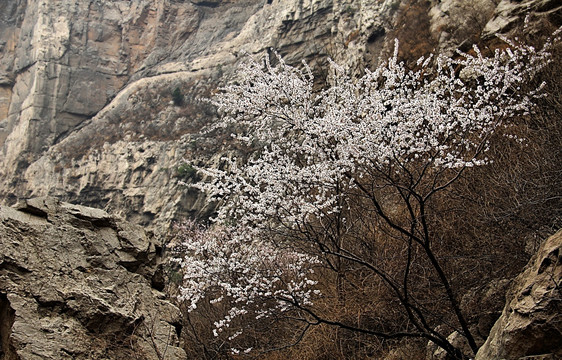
475, 230, 562, 359
0, 197, 186, 360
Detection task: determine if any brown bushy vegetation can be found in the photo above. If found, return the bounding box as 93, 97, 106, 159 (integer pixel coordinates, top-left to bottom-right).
389, 0, 437, 64
171, 21, 561, 360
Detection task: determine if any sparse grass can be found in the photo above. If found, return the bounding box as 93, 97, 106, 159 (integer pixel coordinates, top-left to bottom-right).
176, 164, 197, 180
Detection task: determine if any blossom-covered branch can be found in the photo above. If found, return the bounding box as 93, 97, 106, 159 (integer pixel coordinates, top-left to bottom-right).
175, 32, 559, 358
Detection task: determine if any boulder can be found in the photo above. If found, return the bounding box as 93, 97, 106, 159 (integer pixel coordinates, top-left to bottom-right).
475, 230, 562, 359
0, 197, 186, 360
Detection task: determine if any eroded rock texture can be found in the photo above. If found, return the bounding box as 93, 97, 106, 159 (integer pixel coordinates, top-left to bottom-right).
0, 197, 186, 360
1, 0, 363, 230
0, 0, 269, 229
475, 230, 562, 359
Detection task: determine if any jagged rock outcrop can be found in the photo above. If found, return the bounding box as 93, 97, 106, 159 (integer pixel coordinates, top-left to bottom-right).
427, 230, 562, 359
482, 0, 562, 39
475, 230, 562, 359
0, 197, 186, 360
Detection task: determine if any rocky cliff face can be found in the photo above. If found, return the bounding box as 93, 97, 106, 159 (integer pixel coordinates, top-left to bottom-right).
0, 0, 560, 231
0, 197, 185, 359
0, 1, 561, 359
0, 0, 344, 230
0, 0, 267, 229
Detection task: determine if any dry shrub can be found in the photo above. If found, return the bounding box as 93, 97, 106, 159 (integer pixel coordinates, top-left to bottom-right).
387, 0, 437, 65
256, 194, 471, 359
173, 19, 562, 360
260, 29, 561, 360
431, 25, 562, 294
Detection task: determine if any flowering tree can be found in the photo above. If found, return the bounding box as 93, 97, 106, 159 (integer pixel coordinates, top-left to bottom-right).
174, 34, 558, 359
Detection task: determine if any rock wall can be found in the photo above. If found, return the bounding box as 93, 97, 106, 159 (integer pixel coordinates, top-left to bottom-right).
0, 0, 560, 231
0, 0, 345, 230
0, 197, 186, 360
0, 0, 267, 229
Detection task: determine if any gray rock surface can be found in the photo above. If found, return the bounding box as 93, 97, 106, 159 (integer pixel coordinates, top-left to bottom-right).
429, 0, 497, 54
427, 278, 512, 359
475, 230, 562, 359
0, 0, 340, 230
0, 197, 186, 360
482, 0, 562, 39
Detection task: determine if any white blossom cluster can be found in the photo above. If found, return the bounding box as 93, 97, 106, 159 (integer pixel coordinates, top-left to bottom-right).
197, 37, 556, 225
175, 34, 557, 351
171, 220, 320, 339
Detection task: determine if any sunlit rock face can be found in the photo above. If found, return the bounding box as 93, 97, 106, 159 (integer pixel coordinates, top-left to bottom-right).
0, 197, 187, 360
0, 0, 558, 230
